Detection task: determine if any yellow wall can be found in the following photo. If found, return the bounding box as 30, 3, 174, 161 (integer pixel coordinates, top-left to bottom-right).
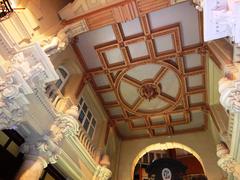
106, 128, 121, 180
51, 45, 84, 104
17, 0, 69, 39
117, 130, 223, 180
207, 57, 224, 105
81, 84, 108, 149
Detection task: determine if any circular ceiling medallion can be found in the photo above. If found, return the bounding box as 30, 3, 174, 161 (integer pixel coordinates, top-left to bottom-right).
116, 62, 182, 115
139, 83, 160, 101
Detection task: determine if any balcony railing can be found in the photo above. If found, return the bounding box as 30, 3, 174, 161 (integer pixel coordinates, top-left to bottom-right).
45, 83, 98, 159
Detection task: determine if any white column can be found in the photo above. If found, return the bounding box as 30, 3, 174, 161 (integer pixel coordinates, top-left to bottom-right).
218, 66, 240, 179
15, 155, 47, 180
15, 105, 80, 180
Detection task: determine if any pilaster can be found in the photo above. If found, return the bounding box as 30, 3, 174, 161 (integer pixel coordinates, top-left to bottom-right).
218, 63, 240, 179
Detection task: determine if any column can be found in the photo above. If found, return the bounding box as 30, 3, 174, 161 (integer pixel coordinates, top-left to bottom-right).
15, 156, 47, 180
15, 105, 80, 180
218, 64, 240, 179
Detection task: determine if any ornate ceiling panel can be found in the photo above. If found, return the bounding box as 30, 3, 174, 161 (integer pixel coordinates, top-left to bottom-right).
73, 1, 208, 139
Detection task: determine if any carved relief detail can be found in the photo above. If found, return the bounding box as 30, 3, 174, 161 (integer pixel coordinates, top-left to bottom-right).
216, 142, 240, 178
20, 105, 80, 165
41, 19, 89, 56
94, 166, 112, 180
0, 73, 29, 130
219, 76, 240, 112
0, 43, 59, 130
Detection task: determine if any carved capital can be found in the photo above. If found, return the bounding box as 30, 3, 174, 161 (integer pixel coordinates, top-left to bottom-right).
112, 1, 139, 23
20, 136, 62, 166
0, 72, 29, 130
219, 76, 240, 112
94, 166, 112, 180
0, 43, 59, 130
216, 142, 240, 178
51, 107, 80, 143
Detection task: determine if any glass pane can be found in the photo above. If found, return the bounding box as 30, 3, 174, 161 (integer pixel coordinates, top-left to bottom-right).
83, 103, 88, 113
55, 79, 62, 88
77, 104, 81, 111
78, 111, 85, 123
87, 111, 92, 120
88, 127, 94, 138
59, 67, 68, 78
92, 118, 96, 127
80, 98, 83, 105
83, 119, 90, 131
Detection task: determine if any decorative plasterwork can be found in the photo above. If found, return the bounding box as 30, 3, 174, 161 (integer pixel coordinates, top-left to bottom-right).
93, 165, 112, 180
116, 62, 182, 115
41, 19, 89, 56
200, 0, 240, 45
219, 70, 240, 112
112, 1, 139, 23
20, 106, 80, 166
216, 142, 240, 178
0, 72, 29, 130
0, 43, 58, 130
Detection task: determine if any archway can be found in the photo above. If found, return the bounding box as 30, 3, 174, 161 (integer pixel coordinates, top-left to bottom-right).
131, 142, 206, 179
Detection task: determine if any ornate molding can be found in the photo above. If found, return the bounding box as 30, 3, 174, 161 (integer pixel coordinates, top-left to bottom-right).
94, 166, 112, 180
0, 43, 59, 130
20, 106, 80, 166
216, 142, 240, 178
41, 19, 89, 56
218, 63, 240, 112
51, 106, 80, 142
219, 78, 240, 112
0, 72, 29, 130
197, 0, 240, 45
20, 136, 61, 167
112, 1, 139, 23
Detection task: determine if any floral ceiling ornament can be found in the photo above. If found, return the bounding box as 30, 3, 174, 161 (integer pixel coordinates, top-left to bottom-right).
139, 83, 160, 101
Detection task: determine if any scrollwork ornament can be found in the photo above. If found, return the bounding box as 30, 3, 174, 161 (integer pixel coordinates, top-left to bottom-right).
0, 74, 29, 130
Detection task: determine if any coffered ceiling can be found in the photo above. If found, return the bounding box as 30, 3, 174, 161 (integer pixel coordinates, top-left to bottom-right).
73, 1, 208, 140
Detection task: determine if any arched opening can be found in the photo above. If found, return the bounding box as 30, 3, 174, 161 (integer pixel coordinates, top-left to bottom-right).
131, 142, 206, 180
